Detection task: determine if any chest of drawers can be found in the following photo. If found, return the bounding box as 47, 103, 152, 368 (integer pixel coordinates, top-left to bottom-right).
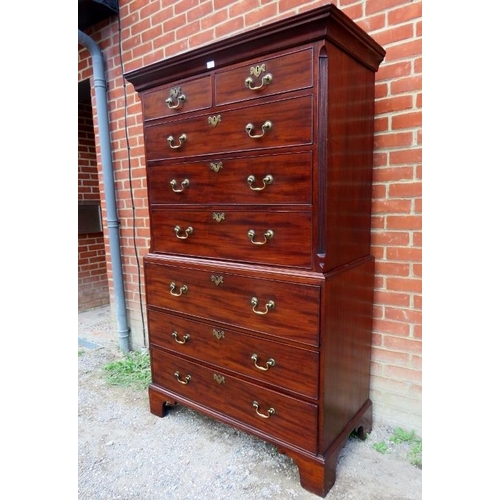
125, 5, 385, 497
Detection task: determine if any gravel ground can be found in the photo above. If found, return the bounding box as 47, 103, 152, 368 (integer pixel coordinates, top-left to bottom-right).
78, 305, 422, 500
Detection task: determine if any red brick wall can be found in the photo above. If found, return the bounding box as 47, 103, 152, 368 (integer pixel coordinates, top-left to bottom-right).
78, 102, 110, 311
78, 0, 422, 433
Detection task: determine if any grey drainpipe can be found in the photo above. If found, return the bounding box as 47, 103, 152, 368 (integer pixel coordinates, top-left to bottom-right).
79, 29, 130, 353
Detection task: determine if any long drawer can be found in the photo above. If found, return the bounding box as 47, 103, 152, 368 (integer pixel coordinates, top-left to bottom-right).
144, 94, 313, 161
147, 308, 319, 399
150, 348, 318, 453
144, 260, 321, 346
150, 208, 312, 268
147, 151, 313, 206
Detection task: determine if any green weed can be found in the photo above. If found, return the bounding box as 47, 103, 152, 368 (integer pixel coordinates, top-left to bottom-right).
103, 351, 152, 390
409, 438, 422, 468
390, 427, 416, 444
372, 427, 422, 469
390, 427, 422, 468
372, 441, 389, 454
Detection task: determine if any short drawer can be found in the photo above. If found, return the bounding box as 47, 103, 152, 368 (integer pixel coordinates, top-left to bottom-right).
149, 208, 313, 268
144, 94, 313, 161
150, 348, 318, 453
148, 309, 319, 399
147, 151, 313, 206
215, 46, 314, 105
141, 75, 212, 121
144, 260, 321, 346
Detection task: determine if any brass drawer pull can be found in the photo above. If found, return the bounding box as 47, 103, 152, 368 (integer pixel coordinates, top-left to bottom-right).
252, 400, 275, 419
248, 229, 273, 245
170, 282, 188, 296
172, 331, 190, 344
245, 121, 272, 139
165, 92, 186, 109
250, 296, 275, 315
251, 354, 275, 371
174, 371, 191, 384
167, 133, 187, 149
245, 73, 273, 91
170, 179, 189, 192
247, 174, 273, 191
174, 225, 193, 239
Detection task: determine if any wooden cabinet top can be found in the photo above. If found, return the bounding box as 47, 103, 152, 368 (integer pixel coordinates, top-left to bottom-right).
125, 4, 385, 93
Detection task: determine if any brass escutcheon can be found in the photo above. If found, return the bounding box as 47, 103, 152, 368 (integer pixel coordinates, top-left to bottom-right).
213, 373, 225, 385
210, 161, 223, 172
166, 87, 186, 109
208, 114, 222, 127
212, 329, 225, 340
245, 64, 273, 91
211, 275, 224, 286
213, 213, 225, 223
250, 64, 266, 77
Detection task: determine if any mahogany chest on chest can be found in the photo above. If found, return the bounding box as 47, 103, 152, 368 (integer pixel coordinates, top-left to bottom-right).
125, 5, 385, 496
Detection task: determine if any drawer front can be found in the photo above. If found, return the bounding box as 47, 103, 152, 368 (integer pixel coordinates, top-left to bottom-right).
147, 151, 313, 206
142, 75, 212, 121
214, 47, 314, 105
147, 309, 319, 399
145, 261, 320, 346
150, 209, 312, 268
150, 348, 318, 453
144, 95, 313, 161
